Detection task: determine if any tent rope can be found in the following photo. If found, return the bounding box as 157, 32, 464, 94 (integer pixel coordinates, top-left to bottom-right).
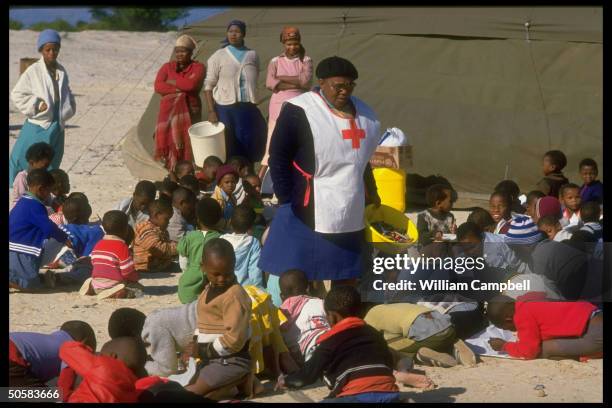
84, 24, 190, 176
66, 35, 175, 175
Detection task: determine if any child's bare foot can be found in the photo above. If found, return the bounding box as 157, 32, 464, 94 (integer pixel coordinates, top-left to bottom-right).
394, 370, 435, 389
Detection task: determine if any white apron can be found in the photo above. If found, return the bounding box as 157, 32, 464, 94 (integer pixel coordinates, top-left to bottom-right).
288, 91, 380, 233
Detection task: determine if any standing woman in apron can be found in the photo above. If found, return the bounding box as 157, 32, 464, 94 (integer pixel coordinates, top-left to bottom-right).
10, 29, 76, 187
204, 20, 267, 165
258, 26, 313, 180
259, 57, 381, 306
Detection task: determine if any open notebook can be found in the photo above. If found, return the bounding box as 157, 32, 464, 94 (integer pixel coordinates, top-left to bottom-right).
465, 324, 518, 359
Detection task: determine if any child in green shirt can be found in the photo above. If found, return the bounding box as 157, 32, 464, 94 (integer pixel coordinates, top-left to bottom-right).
177, 198, 223, 303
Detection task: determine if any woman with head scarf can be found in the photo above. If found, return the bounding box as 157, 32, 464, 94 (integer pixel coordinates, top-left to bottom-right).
258, 56, 382, 306
154, 34, 205, 171
258, 27, 313, 180
203, 20, 267, 164
10, 29, 76, 187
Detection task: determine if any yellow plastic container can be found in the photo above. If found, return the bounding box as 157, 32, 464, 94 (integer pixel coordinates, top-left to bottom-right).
372, 167, 406, 213
364, 204, 418, 254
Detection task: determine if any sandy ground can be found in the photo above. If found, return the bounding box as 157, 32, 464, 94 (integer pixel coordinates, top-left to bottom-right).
8, 30, 603, 403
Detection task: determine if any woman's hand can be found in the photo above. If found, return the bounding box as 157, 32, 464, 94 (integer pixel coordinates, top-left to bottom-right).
208, 111, 219, 124
39, 101, 48, 113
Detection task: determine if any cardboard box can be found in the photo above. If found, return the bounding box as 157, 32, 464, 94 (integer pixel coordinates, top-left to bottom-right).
369, 145, 413, 169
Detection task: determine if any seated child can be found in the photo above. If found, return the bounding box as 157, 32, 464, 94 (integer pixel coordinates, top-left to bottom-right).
524, 190, 546, 219
212, 164, 240, 225
417, 184, 457, 246
532, 195, 562, 224
9, 169, 71, 290
185, 238, 253, 398
178, 198, 223, 304
278, 269, 331, 365
578, 201, 603, 242
49, 168, 70, 212
108, 307, 148, 340
487, 293, 603, 360
221, 204, 264, 288
365, 302, 476, 368
489, 191, 514, 234
277, 286, 401, 403
50, 192, 90, 227
196, 155, 223, 194
494, 180, 524, 215
59, 337, 148, 403
82, 210, 140, 299
457, 220, 530, 276
243, 174, 265, 217
179, 174, 201, 197
11, 142, 55, 209
536, 150, 569, 197
167, 186, 196, 242
578, 158, 603, 205
133, 200, 178, 273
537, 215, 573, 242
559, 183, 583, 229
167, 159, 195, 183
114, 180, 157, 229
227, 156, 250, 205
9, 321, 96, 387
155, 179, 179, 207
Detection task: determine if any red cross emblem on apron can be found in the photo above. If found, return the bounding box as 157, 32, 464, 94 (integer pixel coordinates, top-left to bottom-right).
342, 119, 366, 149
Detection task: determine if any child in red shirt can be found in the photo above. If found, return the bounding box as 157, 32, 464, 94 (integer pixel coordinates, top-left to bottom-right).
59, 337, 147, 403
486, 293, 603, 360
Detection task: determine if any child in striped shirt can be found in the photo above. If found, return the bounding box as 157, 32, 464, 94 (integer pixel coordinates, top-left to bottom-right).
80, 210, 140, 299
133, 200, 178, 273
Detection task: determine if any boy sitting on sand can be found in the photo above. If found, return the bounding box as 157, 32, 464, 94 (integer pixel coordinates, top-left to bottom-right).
221, 204, 264, 288
81, 210, 141, 299
578, 201, 603, 242
11, 142, 55, 209
9, 321, 96, 387
178, 198, 223, 304
9, 169, 72, 291
155, 179, 179, 207
487, 293, 603, 360
559, 183, 583, 229
536, 150, 569, 198
114, 180, 157, 229
49, 168, 70, 212
196, 155, 223, 194
133, 200, 179, 273
488, 191, 514, 234
524, 190, 545, 219
59, 337, 148, 403
167, 186, 197, 242
494, 180, 524, 215
185, 238, 253, 398
578, 158, 603, 205
537, 215, 573, 242
277, 285, 401, 403
212, 164, 241, 226
167, 159, 195, 183
417, 184, 457, 246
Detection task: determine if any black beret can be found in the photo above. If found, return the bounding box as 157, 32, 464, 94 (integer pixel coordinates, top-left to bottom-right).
316, 56, 358, 80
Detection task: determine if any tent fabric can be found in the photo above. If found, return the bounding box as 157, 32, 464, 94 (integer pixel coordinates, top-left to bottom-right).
122, 7, 602, 194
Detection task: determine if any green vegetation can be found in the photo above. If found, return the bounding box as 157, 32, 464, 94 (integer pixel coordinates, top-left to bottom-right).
10, 8, 187, 32
9, 19, 23, 30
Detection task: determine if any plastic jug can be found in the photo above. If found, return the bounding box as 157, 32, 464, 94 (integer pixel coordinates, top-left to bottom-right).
188, 121, 226, 165
372, 167, 406, 213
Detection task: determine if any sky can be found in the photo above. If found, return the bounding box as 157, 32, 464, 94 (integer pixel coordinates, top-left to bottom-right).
9, 7, 227, 28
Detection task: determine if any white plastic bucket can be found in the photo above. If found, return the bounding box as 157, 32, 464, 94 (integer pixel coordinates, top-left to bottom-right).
188, 121, 226, 165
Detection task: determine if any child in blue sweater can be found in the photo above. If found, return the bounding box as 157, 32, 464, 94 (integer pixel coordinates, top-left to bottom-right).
9, 169, 72, 291
221, 204, 264, 288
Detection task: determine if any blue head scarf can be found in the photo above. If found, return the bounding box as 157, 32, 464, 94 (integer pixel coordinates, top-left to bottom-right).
221, 20, 246, 48
37, 29, 61, 52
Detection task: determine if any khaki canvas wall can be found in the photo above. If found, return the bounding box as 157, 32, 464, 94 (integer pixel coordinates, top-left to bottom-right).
123, 7, 602, 194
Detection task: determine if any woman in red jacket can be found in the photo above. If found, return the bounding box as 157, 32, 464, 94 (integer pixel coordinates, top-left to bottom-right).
154, 35, 205, 171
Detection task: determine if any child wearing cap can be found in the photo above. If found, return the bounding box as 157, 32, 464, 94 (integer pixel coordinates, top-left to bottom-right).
212, 164, 240, 225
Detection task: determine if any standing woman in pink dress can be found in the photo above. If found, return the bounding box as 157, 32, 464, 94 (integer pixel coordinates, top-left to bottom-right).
258, 27, 313, 179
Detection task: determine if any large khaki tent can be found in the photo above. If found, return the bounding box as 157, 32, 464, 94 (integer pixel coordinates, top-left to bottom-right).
122, 7, 602, 194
